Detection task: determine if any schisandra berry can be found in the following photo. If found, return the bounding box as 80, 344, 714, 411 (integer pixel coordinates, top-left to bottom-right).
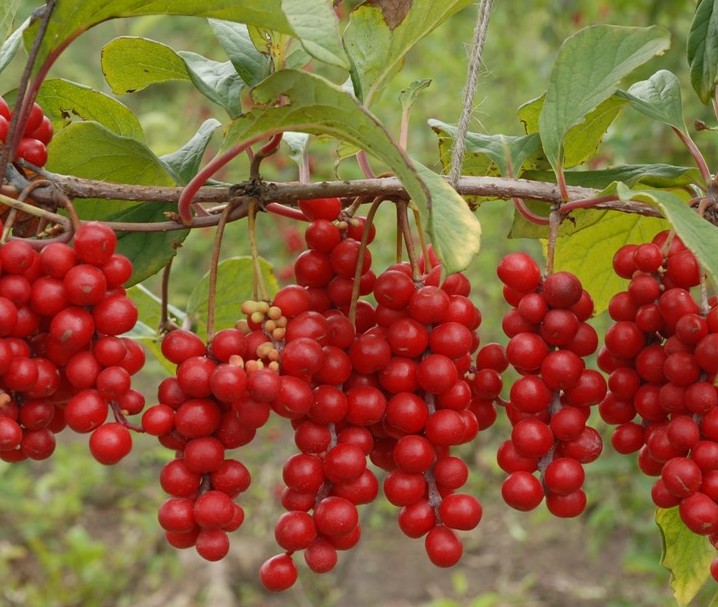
496, 254, 605, 516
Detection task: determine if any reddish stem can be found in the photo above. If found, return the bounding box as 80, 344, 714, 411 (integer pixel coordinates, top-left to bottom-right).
559, 194, 619, 214
178, 132, 273, 224
513, 197, 549, 225
264, 202, 308, 221
673, 126, 711, 185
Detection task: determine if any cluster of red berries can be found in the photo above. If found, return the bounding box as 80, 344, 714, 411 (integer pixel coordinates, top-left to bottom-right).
257, 197, 485, 590
495, 253, 606, 517
150, 197, 486, 590
597, 231, 718, 578
0, 96, 53, 168
143, 326, 266, 561
0, 221, 143, 465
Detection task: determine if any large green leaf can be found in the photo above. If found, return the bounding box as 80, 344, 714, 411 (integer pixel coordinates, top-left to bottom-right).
178, 51, 245, 118
208, 19, 271, 86
519, 94, 626, 169
280, 0, 348, 70
223, 69, 480, 272
0, 0, 19, 44
186, 257, 278, 340
687, 0, 718, 104
618, 184, 718, 290
0, 16, 28, 76
538, 25, 670, 175
552, 209, 668, 314
160, 119, 222, 186
46, 121, 188, 285
101, 37, 190, 95
414, 162, 481, 272
34, 78, 144, 140
24, 0, 346, 80
429, 119, 542, 177
616, 70, 685, 131
656, 507, 714, 607
343, 0, 473, 105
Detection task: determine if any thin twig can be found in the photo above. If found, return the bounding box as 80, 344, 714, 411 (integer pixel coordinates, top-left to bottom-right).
545, 204, 561, 276
348, 197, 383, 325
206, 202, 236, 342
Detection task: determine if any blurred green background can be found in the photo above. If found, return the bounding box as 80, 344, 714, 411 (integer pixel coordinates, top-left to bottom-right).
0, 1, 715, 606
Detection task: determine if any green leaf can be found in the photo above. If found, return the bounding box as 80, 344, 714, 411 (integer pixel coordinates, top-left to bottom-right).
552, 209, 668, 314
415, 162, 481, 273
399, 79, 432, 111
688, 0, 718, 104
343, 0, 474, 105
519, 94, 626, 169
178, 51, 245, 118
25, 1, 346, 80
160, 119, 222, 186
618, 184, 718, 290
538, 25, 670, 174
128, 284, 185, 335
616, 69, 685, 131
186, 257, 278, 340
657, 507, 714, 607
34, 78, 144, 140
46, 121, 188, 284
0, 16, 28, 76
429, 119, 542, 177
521, 164, 702, 190
125, 284, 187, 373
0, 0, 20, 44
208, 19, 271, 86
280, 0, 348, 70
101, 37, 190, 95
223, 69, 480, 272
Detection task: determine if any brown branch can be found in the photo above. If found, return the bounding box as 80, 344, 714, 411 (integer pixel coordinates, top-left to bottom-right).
22, 172, 662, 218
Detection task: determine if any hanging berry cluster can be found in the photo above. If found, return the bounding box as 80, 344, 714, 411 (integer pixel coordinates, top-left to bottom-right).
495, 253, 606, 516
598, 231, 718, 579
144, 197, 486, 591
0, 220, 143, 465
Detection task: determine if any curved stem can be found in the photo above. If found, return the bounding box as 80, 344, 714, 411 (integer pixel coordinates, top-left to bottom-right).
356, 151, 376, 179
673, 126, 711, 185
411, 206, 432, 272
206, 202, 235, 342
250, 133, 283, 179
513, 197, 550, 225
398, 202, 422, 282
178, 132, 273, 224
264, 202, 307, 221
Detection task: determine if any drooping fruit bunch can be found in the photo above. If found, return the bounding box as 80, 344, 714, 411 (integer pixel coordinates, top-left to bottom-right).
258, 198, 485, 590
144, 326, 257, 561
0, 221, 143, 465
597, 231, 718, 573
149, 196, 486, 588
496, 253, 606, 517
0, 96, 53, 168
